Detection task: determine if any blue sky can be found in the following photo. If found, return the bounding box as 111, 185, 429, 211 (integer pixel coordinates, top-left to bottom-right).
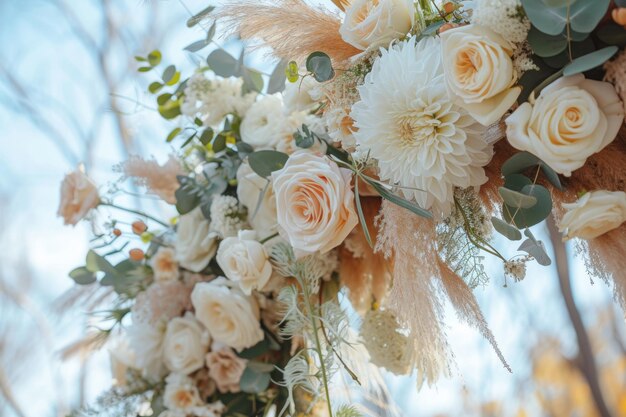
0, 1, 620, 416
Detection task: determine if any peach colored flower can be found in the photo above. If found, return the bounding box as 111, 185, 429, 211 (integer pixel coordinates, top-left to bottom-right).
57, 166, 100, 226
205, 347, 247, 393
151, 247, 180, 283
271, 152, 358, 255
122, 155, 183, 204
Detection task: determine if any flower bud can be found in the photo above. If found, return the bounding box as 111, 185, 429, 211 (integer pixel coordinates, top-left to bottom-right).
129, 248, 145, 261
132, 220, 147, 235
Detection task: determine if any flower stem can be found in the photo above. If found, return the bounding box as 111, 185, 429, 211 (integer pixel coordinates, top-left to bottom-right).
300, 275, 334, 417
101, 202, 170, 228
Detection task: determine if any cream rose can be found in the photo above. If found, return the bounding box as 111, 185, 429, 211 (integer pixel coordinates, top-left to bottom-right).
216, 230, 272, 295
176, 207, 218, 272
340, 0, 415, 51
506, 74, 624, 176
205, 347, 248, 393
240, 94, 286, 149
163, 373, 203, 413
236, 162, 278, 237
152, 247, 180, 282
271, 151, 358, 255
440, 24, 521, 126
57, 166, 100, 226
191, 278, 264, 351
163, 313, 210, 375
558, 191, 626, 240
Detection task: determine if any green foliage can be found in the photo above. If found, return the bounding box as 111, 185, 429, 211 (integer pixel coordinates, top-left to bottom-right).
366, 180, 433, 219
186, 5, 215, 27
597, 23, 626, 46
268, 59, 288, 94
521, 0, 610, 36
563, 46, 619, 76
207, 49, 241, 77
306, 52, 335, 82
502, 151, 563, 190
491, 217, 522, 241
184, 22, 216, 52
69, 266, 97, 285
498, 187, 538, 209
285, 61, 299, 83
518, 229, 552, 266
503, 184, 552, 228
239, 363, 273, 394
293, 124, 316, 149
336, 405, 363, 417
248, 150, 289, 178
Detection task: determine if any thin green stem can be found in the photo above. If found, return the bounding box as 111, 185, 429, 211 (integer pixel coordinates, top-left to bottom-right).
566, 0, 573, 62
101, 202, 170, 228
260, 232, 279, 244
300, 276, 334, 417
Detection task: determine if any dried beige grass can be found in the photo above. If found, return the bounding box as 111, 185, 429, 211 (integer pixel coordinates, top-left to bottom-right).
217, 0, 361, 65
339, 197, 392, 313
375, 200, 452, 386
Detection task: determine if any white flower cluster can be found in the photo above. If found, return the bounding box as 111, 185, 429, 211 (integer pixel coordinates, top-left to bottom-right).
181, 74, 257, 126
209, 195, 245, 239
471, 0, 529, 44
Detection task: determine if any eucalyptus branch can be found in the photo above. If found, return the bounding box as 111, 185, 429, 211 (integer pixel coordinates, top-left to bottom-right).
100, 202, 170, 228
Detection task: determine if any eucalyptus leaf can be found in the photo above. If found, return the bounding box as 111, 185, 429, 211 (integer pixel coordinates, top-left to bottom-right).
186, 5, 215, 27
491, 217, 522, 241
518, 229, 552, 266
563, 46, 619, 76
239, 366, 271, 394
248, 150, 289, 178
158, 100, 181, 120
267, 60, 288, 94
206, 22, 217, 43
238, 338, 270, 359
503, 184, 552, 228
166, 127, 182, 143
69, 267, 97, 285
148, 82, 163, 94
502, 152, 541, 176
597, 23, 626, 46
207, 49, 239, 77
528, 26, 568, 57
162, 65, 176, 83
503, 174, 533, 192
306, 51, 335, 82
157, 93, 172, 106
147, 50, 162, 66
521, 0, 567, 36
212, 134, 227, 153
184, 39, 210, 53
242, 68, 264, 93
569, 0, 610, 34
354, 179, 373, 247
199, 128, 214, 146
498, 187, 538, 209
367, 180, 433, 219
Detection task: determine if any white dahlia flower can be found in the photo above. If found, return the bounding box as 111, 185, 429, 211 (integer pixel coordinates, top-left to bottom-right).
351, 37, 493, 217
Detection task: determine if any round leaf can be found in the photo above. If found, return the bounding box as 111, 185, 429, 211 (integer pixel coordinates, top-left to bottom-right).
503, 184, 552, 228
207, 49, 239, 77
528, 26, 568, 57
569, 0, 610, 34
521, 0, 567, 36
498, 187, 538, 209
491, 217, 523, 241
248, 150, 289, 178
306, 51, 335, 82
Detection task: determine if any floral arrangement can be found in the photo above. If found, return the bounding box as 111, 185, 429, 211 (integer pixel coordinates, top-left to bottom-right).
60, 0, 626, 416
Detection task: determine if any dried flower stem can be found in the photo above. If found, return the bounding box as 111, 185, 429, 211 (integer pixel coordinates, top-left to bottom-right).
101, 202, 169, 228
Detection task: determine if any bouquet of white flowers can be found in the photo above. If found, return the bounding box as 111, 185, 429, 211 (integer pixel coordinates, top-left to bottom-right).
61, 1, 626, 416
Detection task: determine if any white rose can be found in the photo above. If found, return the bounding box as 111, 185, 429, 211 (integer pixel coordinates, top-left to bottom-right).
283, 76, 318, 112
440, 24, 521, 126
558, 191, 626, 240
236, 162, 278, 237
340, 0, 415, 50
506, 74, 624, 176
127, 321, 166, 381
191, 278, 265, 351
163, 312, 210, 375
217, 230, 273, 295
176, 207, 218, 272
271, 151, 358, 255
240, 94, 286, 149
163, 373, 203, 413
205, 347, 247, 393
57, 165, 100, 226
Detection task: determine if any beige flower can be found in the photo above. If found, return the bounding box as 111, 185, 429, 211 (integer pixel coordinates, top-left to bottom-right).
271, 151, 358, 255
340, 0, 415, 50
205, 347, 248, 393
163, 373, 203, 413
236, 162, 278, 238
440, 24, 521, 126
216, 230, 273, 295
506, 74, 624, 176
152, 247, 180, 283
107, 336, 136, 386
57, 166, 100, 226
163, 313, 210, 375
121, 155, 183, 204
558, 191, 626, 240
176, 207, 218, 272
191, 278, 265, 351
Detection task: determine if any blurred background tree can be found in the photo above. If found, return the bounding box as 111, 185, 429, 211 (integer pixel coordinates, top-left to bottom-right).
0, 1, 624, 417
